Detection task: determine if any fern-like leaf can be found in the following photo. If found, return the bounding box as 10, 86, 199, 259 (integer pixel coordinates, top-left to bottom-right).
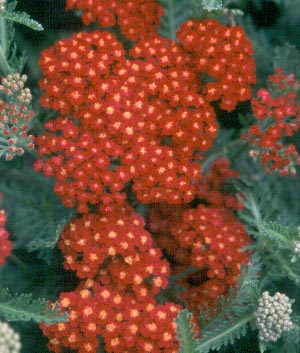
176, 309, 198, 353
0, 166, 75, 263
0, 287, 67, 324
158, 0, 192, 40
0, 10, 43, 31
273, 43, 300, 76
175, 254, 262, 353
260, 222, 298, 249
197, 313, 253, 353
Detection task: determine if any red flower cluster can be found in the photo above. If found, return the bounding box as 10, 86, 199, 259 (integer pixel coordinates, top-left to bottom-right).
35, 30, 219, 210
41, 206, 182, 353
147, 160, 251, 315
148, 204, 251, 314
42, 280, 181, 353
35, 11, 257, 353
0, 194, 11, 265
196, 157, 243, 210
243, 68, 300, 176
177, 19, 256, 111
66, 0, 163, 41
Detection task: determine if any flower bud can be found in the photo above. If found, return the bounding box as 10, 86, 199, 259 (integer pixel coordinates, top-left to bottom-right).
0, 321, 21, 353
255, 291, 293, 342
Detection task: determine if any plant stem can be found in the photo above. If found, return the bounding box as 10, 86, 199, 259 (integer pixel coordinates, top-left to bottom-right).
0, 14, 7, 55
0, 15, 11, 76
169, 266, 199, 283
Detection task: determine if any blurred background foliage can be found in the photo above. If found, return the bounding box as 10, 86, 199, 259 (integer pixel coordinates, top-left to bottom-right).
0, 0, 299, 352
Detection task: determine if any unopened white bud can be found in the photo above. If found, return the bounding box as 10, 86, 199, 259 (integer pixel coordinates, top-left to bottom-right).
255, 291, 293, 343
0, 321, 21, 353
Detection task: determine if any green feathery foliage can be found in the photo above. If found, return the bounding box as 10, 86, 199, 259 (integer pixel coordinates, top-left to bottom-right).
260, 222, 300, 285
273, 43, 300, 76
235, 177, 300, 287
0, 1, 43, 31
157, 0, 192, 40
176, 309, 198, 353
260, 222, 298, 250
235, 176, 280, 238
0, 1, 42, 75
176, 254, 262, 353
0, 164, 75, 263
0, 287, 67, 324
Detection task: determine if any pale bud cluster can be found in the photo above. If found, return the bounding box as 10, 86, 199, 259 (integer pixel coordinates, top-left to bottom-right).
291, 227, 300, 263
255, 291, 293, 342
0, 0, 5, 12
0, 73, 35, 160
0, 321, 21, 353
0, 73, 32, 104
291, 239, 300, 263
294, 241, 300, 254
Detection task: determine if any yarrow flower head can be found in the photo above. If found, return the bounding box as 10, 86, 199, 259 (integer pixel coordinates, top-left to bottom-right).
147, 202, 252, 315
0, 321, 21, 353
243, 68, 300, 176
0, 73, 35, 160
255, 291, 293, 343
41, 206, 182, 353
177, 19, 256, 112
36, 30, 220, 210
196, 157, 243, 210
41, 280, 182, 353
66, 0, 163, 41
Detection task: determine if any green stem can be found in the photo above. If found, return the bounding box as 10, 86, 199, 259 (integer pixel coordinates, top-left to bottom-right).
0, 43, 11, 76
0, 15, 11, 76
169, 266, 199, 283
0, 15, 7, 55
167, 1, 176, 41
248, 193, 263, 231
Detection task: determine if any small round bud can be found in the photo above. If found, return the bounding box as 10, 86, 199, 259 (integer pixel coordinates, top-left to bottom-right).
0, 321, 21, 353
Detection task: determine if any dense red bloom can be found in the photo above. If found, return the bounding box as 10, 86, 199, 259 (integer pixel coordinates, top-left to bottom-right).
41, 280, 181, 353
196, 157, 243, 210
177, 19, 256, 111
38, 30, 125, 117
37, 33, 219, 208
243, 68, 300, 176
66, 0, 163, 41
147, 203, 251, 315
34, 117, 129, 213
59, 206, 170, 293
0, 195, 12, 265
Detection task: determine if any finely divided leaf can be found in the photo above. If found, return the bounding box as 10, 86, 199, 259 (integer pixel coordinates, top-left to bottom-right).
0, 287, 67, 324
0, 10, 43, 31
194, 254, 261, 353
197, 313, 253, 353
176, 309, 198, 353
260, 222, 297, 249
158, 0, 192, 40
274, 43, 300, 76
0, 166, 75, 263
